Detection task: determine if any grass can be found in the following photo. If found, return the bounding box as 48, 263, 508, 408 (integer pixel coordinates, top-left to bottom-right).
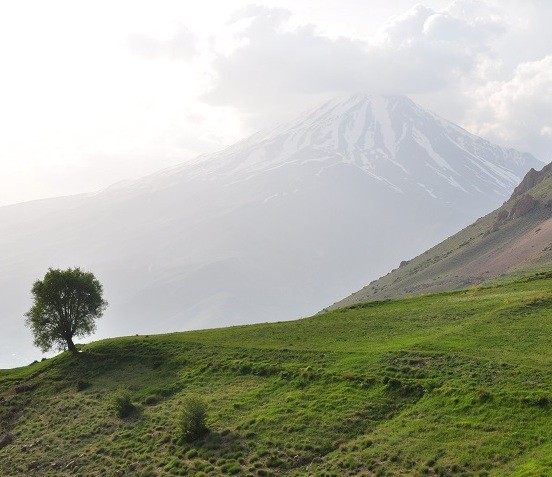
0, 272, 551, 476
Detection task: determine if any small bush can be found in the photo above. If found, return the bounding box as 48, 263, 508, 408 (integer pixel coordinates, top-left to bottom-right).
180, 395, 208, 441
112, 389, 135, 418
524, 393, 551, 407
476, 389, 492, 403
535, 394, 550, 407
225, 463, 242, 475
76, 380, 91, 391
186, 448, 198, 458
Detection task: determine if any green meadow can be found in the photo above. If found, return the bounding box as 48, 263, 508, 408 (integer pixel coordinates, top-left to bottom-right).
1, 272, 551, 476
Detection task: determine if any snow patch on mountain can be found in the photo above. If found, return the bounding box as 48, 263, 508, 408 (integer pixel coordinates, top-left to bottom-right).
162, 94, 539, 203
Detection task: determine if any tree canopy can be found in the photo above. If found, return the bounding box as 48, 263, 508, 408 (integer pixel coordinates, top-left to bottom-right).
25, 267, 108, 354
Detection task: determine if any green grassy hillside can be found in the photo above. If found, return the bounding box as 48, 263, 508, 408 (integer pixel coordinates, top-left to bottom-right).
1, 272, 552, 476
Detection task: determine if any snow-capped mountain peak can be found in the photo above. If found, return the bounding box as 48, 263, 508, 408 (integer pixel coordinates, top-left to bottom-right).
172, 94, 539, 204
0, 94, 543, 368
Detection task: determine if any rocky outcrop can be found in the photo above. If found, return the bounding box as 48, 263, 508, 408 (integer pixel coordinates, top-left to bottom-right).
0, 434, 13, 449
511, 162, 552, 199
488, 164, 552, 234
509, 194, 538, 219
490, 209, 510, 231
488, 194, 539, 234
496, 210, 509, 222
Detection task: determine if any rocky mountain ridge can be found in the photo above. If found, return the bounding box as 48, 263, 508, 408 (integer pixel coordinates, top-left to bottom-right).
329, 160, 552, 310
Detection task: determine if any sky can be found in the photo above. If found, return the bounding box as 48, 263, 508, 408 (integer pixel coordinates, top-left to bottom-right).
0, 0, 550, 206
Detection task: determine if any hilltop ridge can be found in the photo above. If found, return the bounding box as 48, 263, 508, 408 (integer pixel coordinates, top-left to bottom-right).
1, 273, 552, 476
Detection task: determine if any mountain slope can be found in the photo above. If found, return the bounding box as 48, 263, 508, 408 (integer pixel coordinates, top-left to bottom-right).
329, 162, 552, 309
1, 273, 552, 476
0, 94, 542, 367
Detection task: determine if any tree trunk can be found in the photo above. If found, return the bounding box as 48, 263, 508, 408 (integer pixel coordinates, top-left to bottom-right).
66, 337, 79, 355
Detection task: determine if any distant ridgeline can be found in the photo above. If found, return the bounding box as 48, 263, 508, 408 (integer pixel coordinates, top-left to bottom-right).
329, 161, 552, 309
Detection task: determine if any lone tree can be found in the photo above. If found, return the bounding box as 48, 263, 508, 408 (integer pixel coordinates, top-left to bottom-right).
25, 267, 108, 355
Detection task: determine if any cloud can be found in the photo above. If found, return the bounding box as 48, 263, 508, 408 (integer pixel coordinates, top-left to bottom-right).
119, 1, 550, 160
375, 4, 435, 46
202, 3, 507, 127
127, 25, 197, 60
471, 55, 552, 160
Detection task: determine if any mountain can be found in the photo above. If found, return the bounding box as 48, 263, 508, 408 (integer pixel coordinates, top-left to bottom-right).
0, 94, 542, 368
329, 161, 552, 309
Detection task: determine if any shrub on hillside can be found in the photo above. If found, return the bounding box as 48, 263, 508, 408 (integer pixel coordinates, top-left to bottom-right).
535, 394, 550, 407
76, 380, 91, 391
476, 388, 492, 403
180, 396, 208, 441
112, 389, 135, 418
522, 393, 550, 407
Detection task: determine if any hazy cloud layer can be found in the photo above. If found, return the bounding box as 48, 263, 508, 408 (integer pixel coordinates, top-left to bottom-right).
0, 0, 550, 207
128, 25, 197, 60
204, 3, 501, 112
473, 55, 552, 157
200, 1, 551, 159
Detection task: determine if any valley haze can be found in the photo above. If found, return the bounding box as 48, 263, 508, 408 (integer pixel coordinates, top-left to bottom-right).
0, 94, 542, 369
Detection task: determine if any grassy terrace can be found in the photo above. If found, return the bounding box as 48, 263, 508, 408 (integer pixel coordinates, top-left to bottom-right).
1, 272, 552, 476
